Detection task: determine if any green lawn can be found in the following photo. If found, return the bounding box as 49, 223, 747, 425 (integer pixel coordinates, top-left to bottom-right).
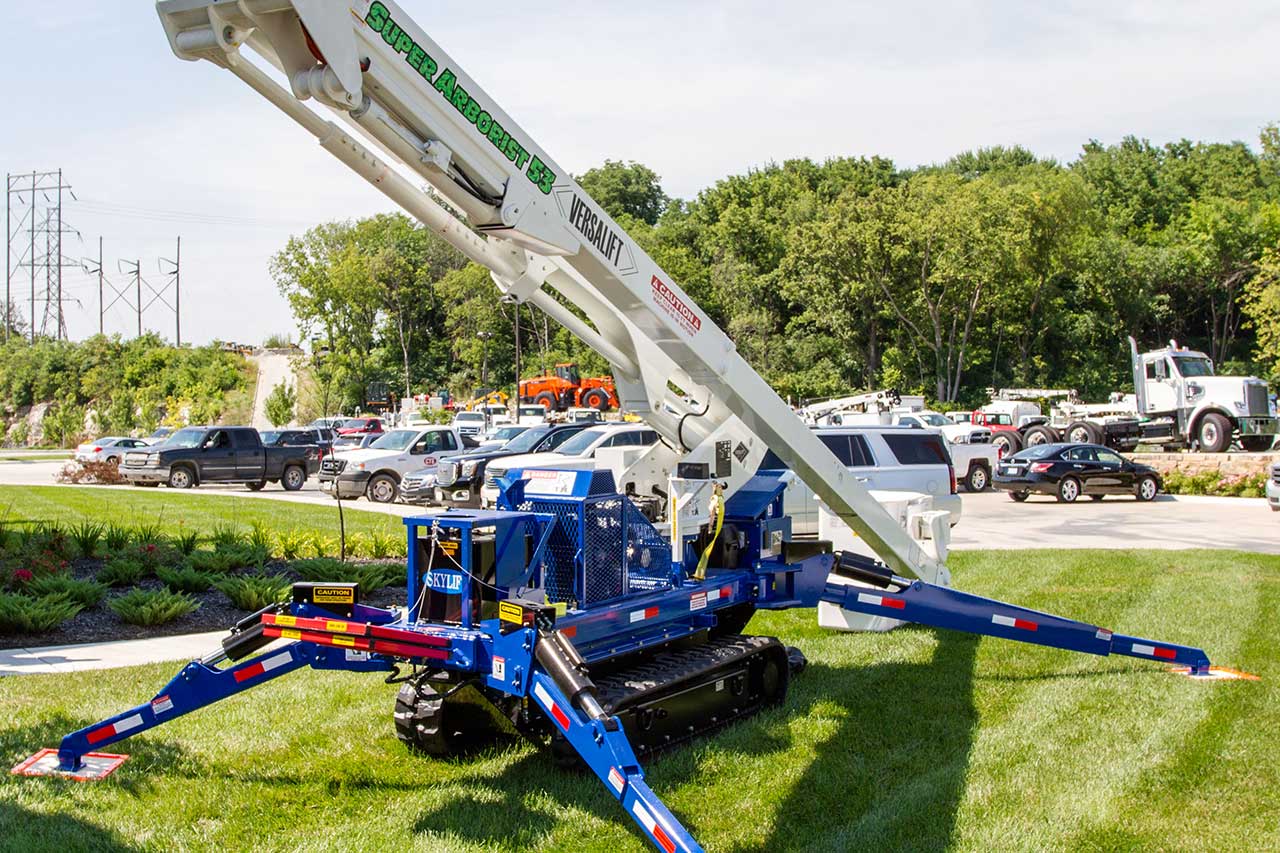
0, 485, 406, 539
2, 549, 1276, 852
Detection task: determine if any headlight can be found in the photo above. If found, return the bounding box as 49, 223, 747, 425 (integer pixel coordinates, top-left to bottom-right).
950, 434, 969, 444
355, 462, 366, 471
461, 461, 479, 477
1185, 382, 1204, 399
1232, 400, 1247, 413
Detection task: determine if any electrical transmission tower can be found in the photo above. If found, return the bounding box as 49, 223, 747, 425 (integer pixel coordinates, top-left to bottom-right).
5, 170, 79, 342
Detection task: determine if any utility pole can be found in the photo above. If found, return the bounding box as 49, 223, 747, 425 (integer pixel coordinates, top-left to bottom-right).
4, 174, 9, 342
175, 236, 181, 346
513, 303, 521, 414
135, 259, 141, 336
56, 170, 63, 340
97, 238, 103, 335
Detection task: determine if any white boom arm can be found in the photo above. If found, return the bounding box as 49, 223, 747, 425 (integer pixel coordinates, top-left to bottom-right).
156, 0, 944, 581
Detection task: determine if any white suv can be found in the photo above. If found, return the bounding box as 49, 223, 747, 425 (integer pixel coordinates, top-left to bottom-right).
481, 423, 660, 506
761, 425, 962, 535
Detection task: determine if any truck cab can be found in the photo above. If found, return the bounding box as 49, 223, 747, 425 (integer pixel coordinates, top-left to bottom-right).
1130, 338, 1276, 452
319, 426, 468, 503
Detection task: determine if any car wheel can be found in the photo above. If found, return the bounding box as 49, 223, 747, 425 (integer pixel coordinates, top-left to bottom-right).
1024, 426, 1057, 446
533, 392, 558, 411
1135, 475, 1159, 502
246, 481, 266, 491
1196, 413, 1232, 453
965, 465, 989, 492
1008, 490, 1030, 502
168, 466, 195, 489
992, 432, 1021, 456
107, 456, 121, 467
367, 473, 398, 503
282, 465, 306, 491
1066, 421, 1100, 445
1056, 476, 1081, 503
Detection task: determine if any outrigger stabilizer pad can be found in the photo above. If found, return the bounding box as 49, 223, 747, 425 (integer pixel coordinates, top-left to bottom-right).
1170, 665, 1260, 681
11, 748, 128, 781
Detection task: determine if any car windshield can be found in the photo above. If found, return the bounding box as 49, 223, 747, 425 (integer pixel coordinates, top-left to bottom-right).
916, 413, 950, 426
1009, 444, 1061, 461
489, 426, 526, 442
552, 426, 611, 456
455, 412, 485, 422
166, 428, 206, 449
499, 426, 552, 453
519, 406, 544, 417
340, 419, 369, 429
259, 430, 282, 444
369, 429, 418, 451
1172, 355, 1214, 377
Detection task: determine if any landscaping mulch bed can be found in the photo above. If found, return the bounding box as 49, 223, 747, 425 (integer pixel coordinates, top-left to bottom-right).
1, 557, 406, 651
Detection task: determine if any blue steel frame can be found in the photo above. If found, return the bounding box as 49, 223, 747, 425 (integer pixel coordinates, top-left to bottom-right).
41, 470, 1213, 853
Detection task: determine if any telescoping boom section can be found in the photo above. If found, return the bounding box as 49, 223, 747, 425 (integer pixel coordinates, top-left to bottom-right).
10, 3, 1248, 852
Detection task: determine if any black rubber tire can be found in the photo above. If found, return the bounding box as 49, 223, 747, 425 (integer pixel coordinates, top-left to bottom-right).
1196, 413, 1232, 453
992, 431, 1022, 456
167, 466, 195, 489
1056, 476, 1081, 503
1135, 474, 1159, 502
281, 465, 306, 491
1009, 490, 1030, 502
246, 481, 265, 491
1065, 421, 1101, 445
1239, 435, 1275, 453
132, 482, 160, 488
393, 682, 508, 757
533, 391, 557, 411
367, 473, 399, 503
965, 464, 990, 492
1090, 494, 1105, 501
581, 388, 608, 411
1023, 426, 1058, 447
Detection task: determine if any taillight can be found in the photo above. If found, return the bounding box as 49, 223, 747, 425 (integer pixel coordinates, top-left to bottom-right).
949, 466, 957, 494
92, 446, 102, 453
1030, 462, 1053, 473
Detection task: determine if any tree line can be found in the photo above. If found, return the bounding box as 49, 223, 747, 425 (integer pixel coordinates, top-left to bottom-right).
272, 127, 1280, 413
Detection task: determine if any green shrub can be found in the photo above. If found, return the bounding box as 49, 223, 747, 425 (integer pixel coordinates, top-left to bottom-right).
368, 531, 398, 560
307, 532, 337, 559
275, 529, 308, 561
103, 523, 132, 553
345, 532, 370, 559
187, 544, 265, 573
289, 557, 346, 582
98, 556, 148, 587
131, 522, 164, 546
0, 592, 82, 634
108, 589, 200, 626
248, 522, 273, 555
30, 523, 73, 560
353, 562, 405, 594
156, 565, 214, 594
68, 521, 104, 558
25, 575, 107, 608
214, 573, 290, 610
208, 524, 245, 550
172, 528, 201, 556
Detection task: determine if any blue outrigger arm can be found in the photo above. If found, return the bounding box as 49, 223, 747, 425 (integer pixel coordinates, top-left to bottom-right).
823, 559, 1211, 674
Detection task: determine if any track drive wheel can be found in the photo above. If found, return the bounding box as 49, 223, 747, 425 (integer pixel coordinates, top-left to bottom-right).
394, 681, 509, 757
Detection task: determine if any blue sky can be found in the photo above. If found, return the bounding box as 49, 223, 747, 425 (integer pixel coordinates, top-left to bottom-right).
2, 1, 1277, 345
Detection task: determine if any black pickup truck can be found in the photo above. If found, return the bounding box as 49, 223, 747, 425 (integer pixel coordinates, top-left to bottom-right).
120, 426, 318, 491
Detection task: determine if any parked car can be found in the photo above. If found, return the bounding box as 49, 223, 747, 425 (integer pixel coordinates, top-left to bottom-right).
318, 425, 469, 502
119, 426, 318, 491
993, 443, 1162, 503
563, 407, 604, 424
422, 422, 593, 507
308, 416, 349, 432
143, 427, 174, 445
1267, 462, 1280, 512
336, 417, 384, 437
481, 423, 660, 506
452, 411, 488, 438
478, 424, 527, 448
258, 428, 328, 466
74, 436, 150, 465
331, 432, 382, 452
760, 425, 962, 535
516, 405, 547, 426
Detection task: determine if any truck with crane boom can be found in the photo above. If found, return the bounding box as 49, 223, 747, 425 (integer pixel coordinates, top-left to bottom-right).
13, 5, 1242, 851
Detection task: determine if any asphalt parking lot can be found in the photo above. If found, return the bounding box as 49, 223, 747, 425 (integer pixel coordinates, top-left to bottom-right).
1, 459, 1276, 553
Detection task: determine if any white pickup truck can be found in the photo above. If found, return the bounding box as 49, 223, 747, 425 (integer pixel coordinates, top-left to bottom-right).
318, 426, 470, 503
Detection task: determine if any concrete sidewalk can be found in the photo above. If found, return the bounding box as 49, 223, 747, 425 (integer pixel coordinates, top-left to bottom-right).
0, 630, 225, 676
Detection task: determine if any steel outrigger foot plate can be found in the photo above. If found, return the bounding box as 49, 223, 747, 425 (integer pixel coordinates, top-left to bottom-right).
1169, 666, 1259, 681
10, 749, 128, 781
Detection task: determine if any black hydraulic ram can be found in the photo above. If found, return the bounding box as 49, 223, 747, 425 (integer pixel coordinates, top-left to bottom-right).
534, 628, 619, 731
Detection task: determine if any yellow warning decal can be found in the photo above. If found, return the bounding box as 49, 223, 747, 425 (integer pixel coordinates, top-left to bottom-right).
326, 621, 349, 633
275, 615, 297, 627
313, 587, 355, 604
332, 635, 355, 647
437, 539, 460, 557
499, 601, 524, 625
281, 629, 301, 640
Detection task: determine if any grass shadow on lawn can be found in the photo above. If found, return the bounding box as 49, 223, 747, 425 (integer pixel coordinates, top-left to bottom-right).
0, 800, 139, 853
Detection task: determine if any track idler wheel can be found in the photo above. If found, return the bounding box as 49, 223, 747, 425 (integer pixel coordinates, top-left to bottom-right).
393, 681, 508, 757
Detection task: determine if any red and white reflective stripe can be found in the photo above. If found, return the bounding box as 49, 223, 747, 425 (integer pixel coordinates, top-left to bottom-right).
1131, 643, 1177, 660
629, 606, 660, 624
608, 766, 626, 795
1096, 628, 1113, 642
992, 614, 1038, 632
632, 800, 677, 853
86, 713, 144, 745
533, 682, 571, 731
855, 592, 905, 610
233, 650, 294, 683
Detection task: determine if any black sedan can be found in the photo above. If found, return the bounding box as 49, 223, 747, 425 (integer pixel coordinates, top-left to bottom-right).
993, 443, 1161, 503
